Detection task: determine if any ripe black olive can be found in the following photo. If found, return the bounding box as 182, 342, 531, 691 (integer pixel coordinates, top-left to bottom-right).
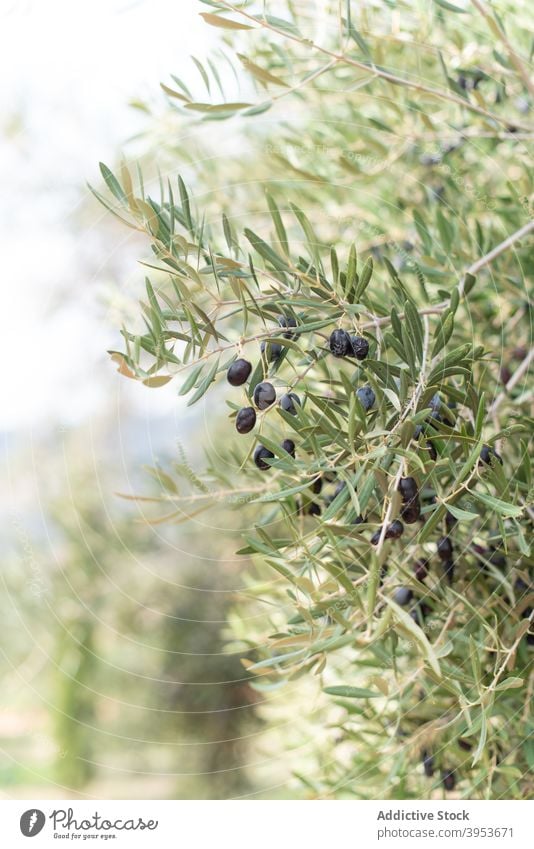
371, 520, 404, 545
260, 339, 283, 361
479, 444, 503, 466
443, 559, 455, 585
227, 358, 252, 386
254, 445, 274, 471
356, 385, 376, 411
442, 770, 456, 791
253, 381, 276, 410
311, 477, 323, 494
414, 559, 429, 582
350, 335, 369, 361
281, 439, 295, 457
401, 501, 421, 523
329, 329, 351, 357
398, 477, 418, 502
235, 406, 256, 434
393, 586, 413, 607
279, 392, 301, 415
278, 314, 298, 339
422, 750, 434, 777
437, 536, 453, 561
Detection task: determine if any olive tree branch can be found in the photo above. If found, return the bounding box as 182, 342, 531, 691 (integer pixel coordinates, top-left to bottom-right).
470, 0, 534, 99
217, 1, 533, 132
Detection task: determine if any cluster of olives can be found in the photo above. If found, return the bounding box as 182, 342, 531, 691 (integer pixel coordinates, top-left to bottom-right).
421, 750, 456, 791
226, 322, 371, 472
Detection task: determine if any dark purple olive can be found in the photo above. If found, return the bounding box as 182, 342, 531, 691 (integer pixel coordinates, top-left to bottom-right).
401, 500, 421, 523
279, 392, 301, 415
227, 358, 252, 386
281, 439, 295, 457
307, 502, 321, 516
311, 477, 323, 494
445, 510, 457, 530
488, 548, 506, 569
253, 381, 276, 410
329, 329, 351, 357
352, 514, 365, 525
235, 406, 256, 434
426, 440, 438, 461
350, 336, 369, 361
479, 444, 503, 466
458, 739, 472, 752
356, 385, 375, 411
253, 445, 274, 471
386, 520, 404, 539
437, 536, 453, 561
443, 559, 455, 585
278, 314, 297, 339
414, 559, 429, 582
442, 770, 456, 791
260, 339, 283, 361
393, 586, 413, 606
398, 477, 418, 502
371, 520, 404, 545
422, 750, 434, 777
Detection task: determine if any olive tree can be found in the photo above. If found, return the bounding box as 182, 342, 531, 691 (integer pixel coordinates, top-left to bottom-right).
94, 0, 533, 799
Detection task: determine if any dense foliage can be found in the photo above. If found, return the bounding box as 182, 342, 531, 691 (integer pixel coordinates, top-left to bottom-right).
96, 0, 533, 799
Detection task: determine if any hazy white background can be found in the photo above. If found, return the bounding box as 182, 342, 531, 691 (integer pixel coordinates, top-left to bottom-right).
0, 0, 214, 432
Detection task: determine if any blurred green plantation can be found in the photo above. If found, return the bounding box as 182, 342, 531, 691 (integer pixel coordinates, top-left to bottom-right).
94, 0, 533, 800
2, 428, 267, 799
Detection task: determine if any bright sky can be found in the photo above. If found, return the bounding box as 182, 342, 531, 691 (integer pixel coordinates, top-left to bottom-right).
0, 0, 214, 431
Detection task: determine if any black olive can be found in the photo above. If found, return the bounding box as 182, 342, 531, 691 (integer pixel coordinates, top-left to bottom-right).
371, 520, 404, 544
278, 314, 297, 339
253, 381, 276, 410
253, 445, 274, 471
414, 559, 429, 582
393, 586, 413, 606
310, 477, 323, 494
442, 559, 455, 585
437, 536, 453, 561
422, 750, 435, 777
442, 770, 456, 792
281, 439, 295, 457
329, 329, 351, 357
227, 358, 252, 386
401, 500, 421, 523
356, 385, 375, 411
350, 336, 369, 361
479, 444, 503, 466
235, 406, 256, 434
398, 477, 418, 502
279, 392, 301, 415
260, 340, 283, 361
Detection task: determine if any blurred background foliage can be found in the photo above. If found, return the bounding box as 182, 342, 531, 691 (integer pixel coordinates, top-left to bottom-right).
1, 0, 532, 800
